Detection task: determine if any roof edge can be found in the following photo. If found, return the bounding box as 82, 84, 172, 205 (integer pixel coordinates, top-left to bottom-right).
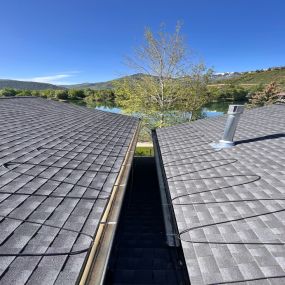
78, 122, 141, 285
152, 129, 180, 247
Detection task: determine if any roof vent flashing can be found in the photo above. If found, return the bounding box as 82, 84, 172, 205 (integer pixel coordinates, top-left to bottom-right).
211, 104, 245, 149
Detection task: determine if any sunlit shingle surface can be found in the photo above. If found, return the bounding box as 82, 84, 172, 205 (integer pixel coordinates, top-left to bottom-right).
0, 97, 139, 285
155, 104, 285, 285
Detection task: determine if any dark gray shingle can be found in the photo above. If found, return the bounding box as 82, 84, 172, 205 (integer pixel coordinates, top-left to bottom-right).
155, 104, 285, 284
0, 97, 139, 285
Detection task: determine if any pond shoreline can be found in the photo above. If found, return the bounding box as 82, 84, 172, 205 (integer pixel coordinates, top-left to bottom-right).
67, 98, 246, 117
66, 98, 246, 143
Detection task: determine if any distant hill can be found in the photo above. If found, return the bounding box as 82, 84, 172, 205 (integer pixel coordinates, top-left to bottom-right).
62, 73, 148, 90
2, 67, 285, 91
215, 68, 285, 89
0, 79, 63, 90
63, 80, 115, 90
65, 68, 285, 91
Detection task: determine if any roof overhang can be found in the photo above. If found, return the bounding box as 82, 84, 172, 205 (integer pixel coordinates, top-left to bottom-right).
78, 121, 140, 285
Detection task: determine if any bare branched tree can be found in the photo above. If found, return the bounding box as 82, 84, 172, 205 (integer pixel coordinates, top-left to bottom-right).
115, 22, 213, 129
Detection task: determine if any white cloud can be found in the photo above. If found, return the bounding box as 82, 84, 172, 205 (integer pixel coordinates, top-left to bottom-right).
30, 74, 70, 82
16, 72, 80, 85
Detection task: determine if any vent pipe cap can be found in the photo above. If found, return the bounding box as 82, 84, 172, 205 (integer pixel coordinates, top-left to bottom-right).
227, 105, 245, 115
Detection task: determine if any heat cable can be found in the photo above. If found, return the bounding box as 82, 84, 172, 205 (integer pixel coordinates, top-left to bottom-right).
0, 147, 121, 257
160, 133, 285, 283
0, 215, 93, 257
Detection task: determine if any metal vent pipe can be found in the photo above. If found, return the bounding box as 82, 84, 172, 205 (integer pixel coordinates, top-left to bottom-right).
211, 105, 244, 149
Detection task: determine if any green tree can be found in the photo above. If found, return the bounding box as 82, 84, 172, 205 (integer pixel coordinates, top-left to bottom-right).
17, 90, 32, 96
231, 85, 248, 101
41, 89, 55, 98
54, 90, 68, 100
213, 84, 249, 102
31, 90, 41, 97
0, 88, 17, 97
248, 81, 280, 108
84, 88, 95, 97
68, 89, 85, 99
115, 23, 213, 128
84, 89, 115, 103
98, 90, 115, 101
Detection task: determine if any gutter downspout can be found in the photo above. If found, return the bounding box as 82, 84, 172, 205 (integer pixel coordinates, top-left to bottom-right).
78, 121, 140, 285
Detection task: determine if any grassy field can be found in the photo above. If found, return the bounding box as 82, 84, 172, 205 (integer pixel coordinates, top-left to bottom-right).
135, 146, 154, 156
217, 69, 285, 90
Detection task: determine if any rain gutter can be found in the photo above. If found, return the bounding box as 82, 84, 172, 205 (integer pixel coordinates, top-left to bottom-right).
78, 121, 140, 285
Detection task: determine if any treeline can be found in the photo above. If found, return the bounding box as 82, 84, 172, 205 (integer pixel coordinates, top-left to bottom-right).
0, 83, 277, 105
0, 88, 115, 102
208, 84, 264, 102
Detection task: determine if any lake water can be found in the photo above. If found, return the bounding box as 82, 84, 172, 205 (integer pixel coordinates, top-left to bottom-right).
95, 101, 234, 118
95, 106, 122, 114
70, 100, 242, 118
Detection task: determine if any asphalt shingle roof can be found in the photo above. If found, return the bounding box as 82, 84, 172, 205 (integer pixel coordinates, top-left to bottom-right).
155, 104, 285, 285
0, 97, 139, 285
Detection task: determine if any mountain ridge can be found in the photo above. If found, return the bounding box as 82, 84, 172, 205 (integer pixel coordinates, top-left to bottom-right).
1, 67, 284, 90
0, 79, 64, 90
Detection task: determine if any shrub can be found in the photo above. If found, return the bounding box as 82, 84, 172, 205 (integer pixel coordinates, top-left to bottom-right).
0, 88, 17, 97
68, 89, 85, 99
248, 81, 280, 107
17, 90, 32, 96
54, 90, 68, 100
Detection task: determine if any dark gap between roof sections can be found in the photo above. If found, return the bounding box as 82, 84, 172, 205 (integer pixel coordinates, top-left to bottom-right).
104, 157, 190, 285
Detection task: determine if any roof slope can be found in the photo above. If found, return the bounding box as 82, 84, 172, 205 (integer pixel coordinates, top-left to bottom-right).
155, 104, 285, 285
0, 97, 139, 285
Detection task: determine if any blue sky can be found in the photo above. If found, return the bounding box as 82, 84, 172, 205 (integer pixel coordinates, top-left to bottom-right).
0, 0, 284, 84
